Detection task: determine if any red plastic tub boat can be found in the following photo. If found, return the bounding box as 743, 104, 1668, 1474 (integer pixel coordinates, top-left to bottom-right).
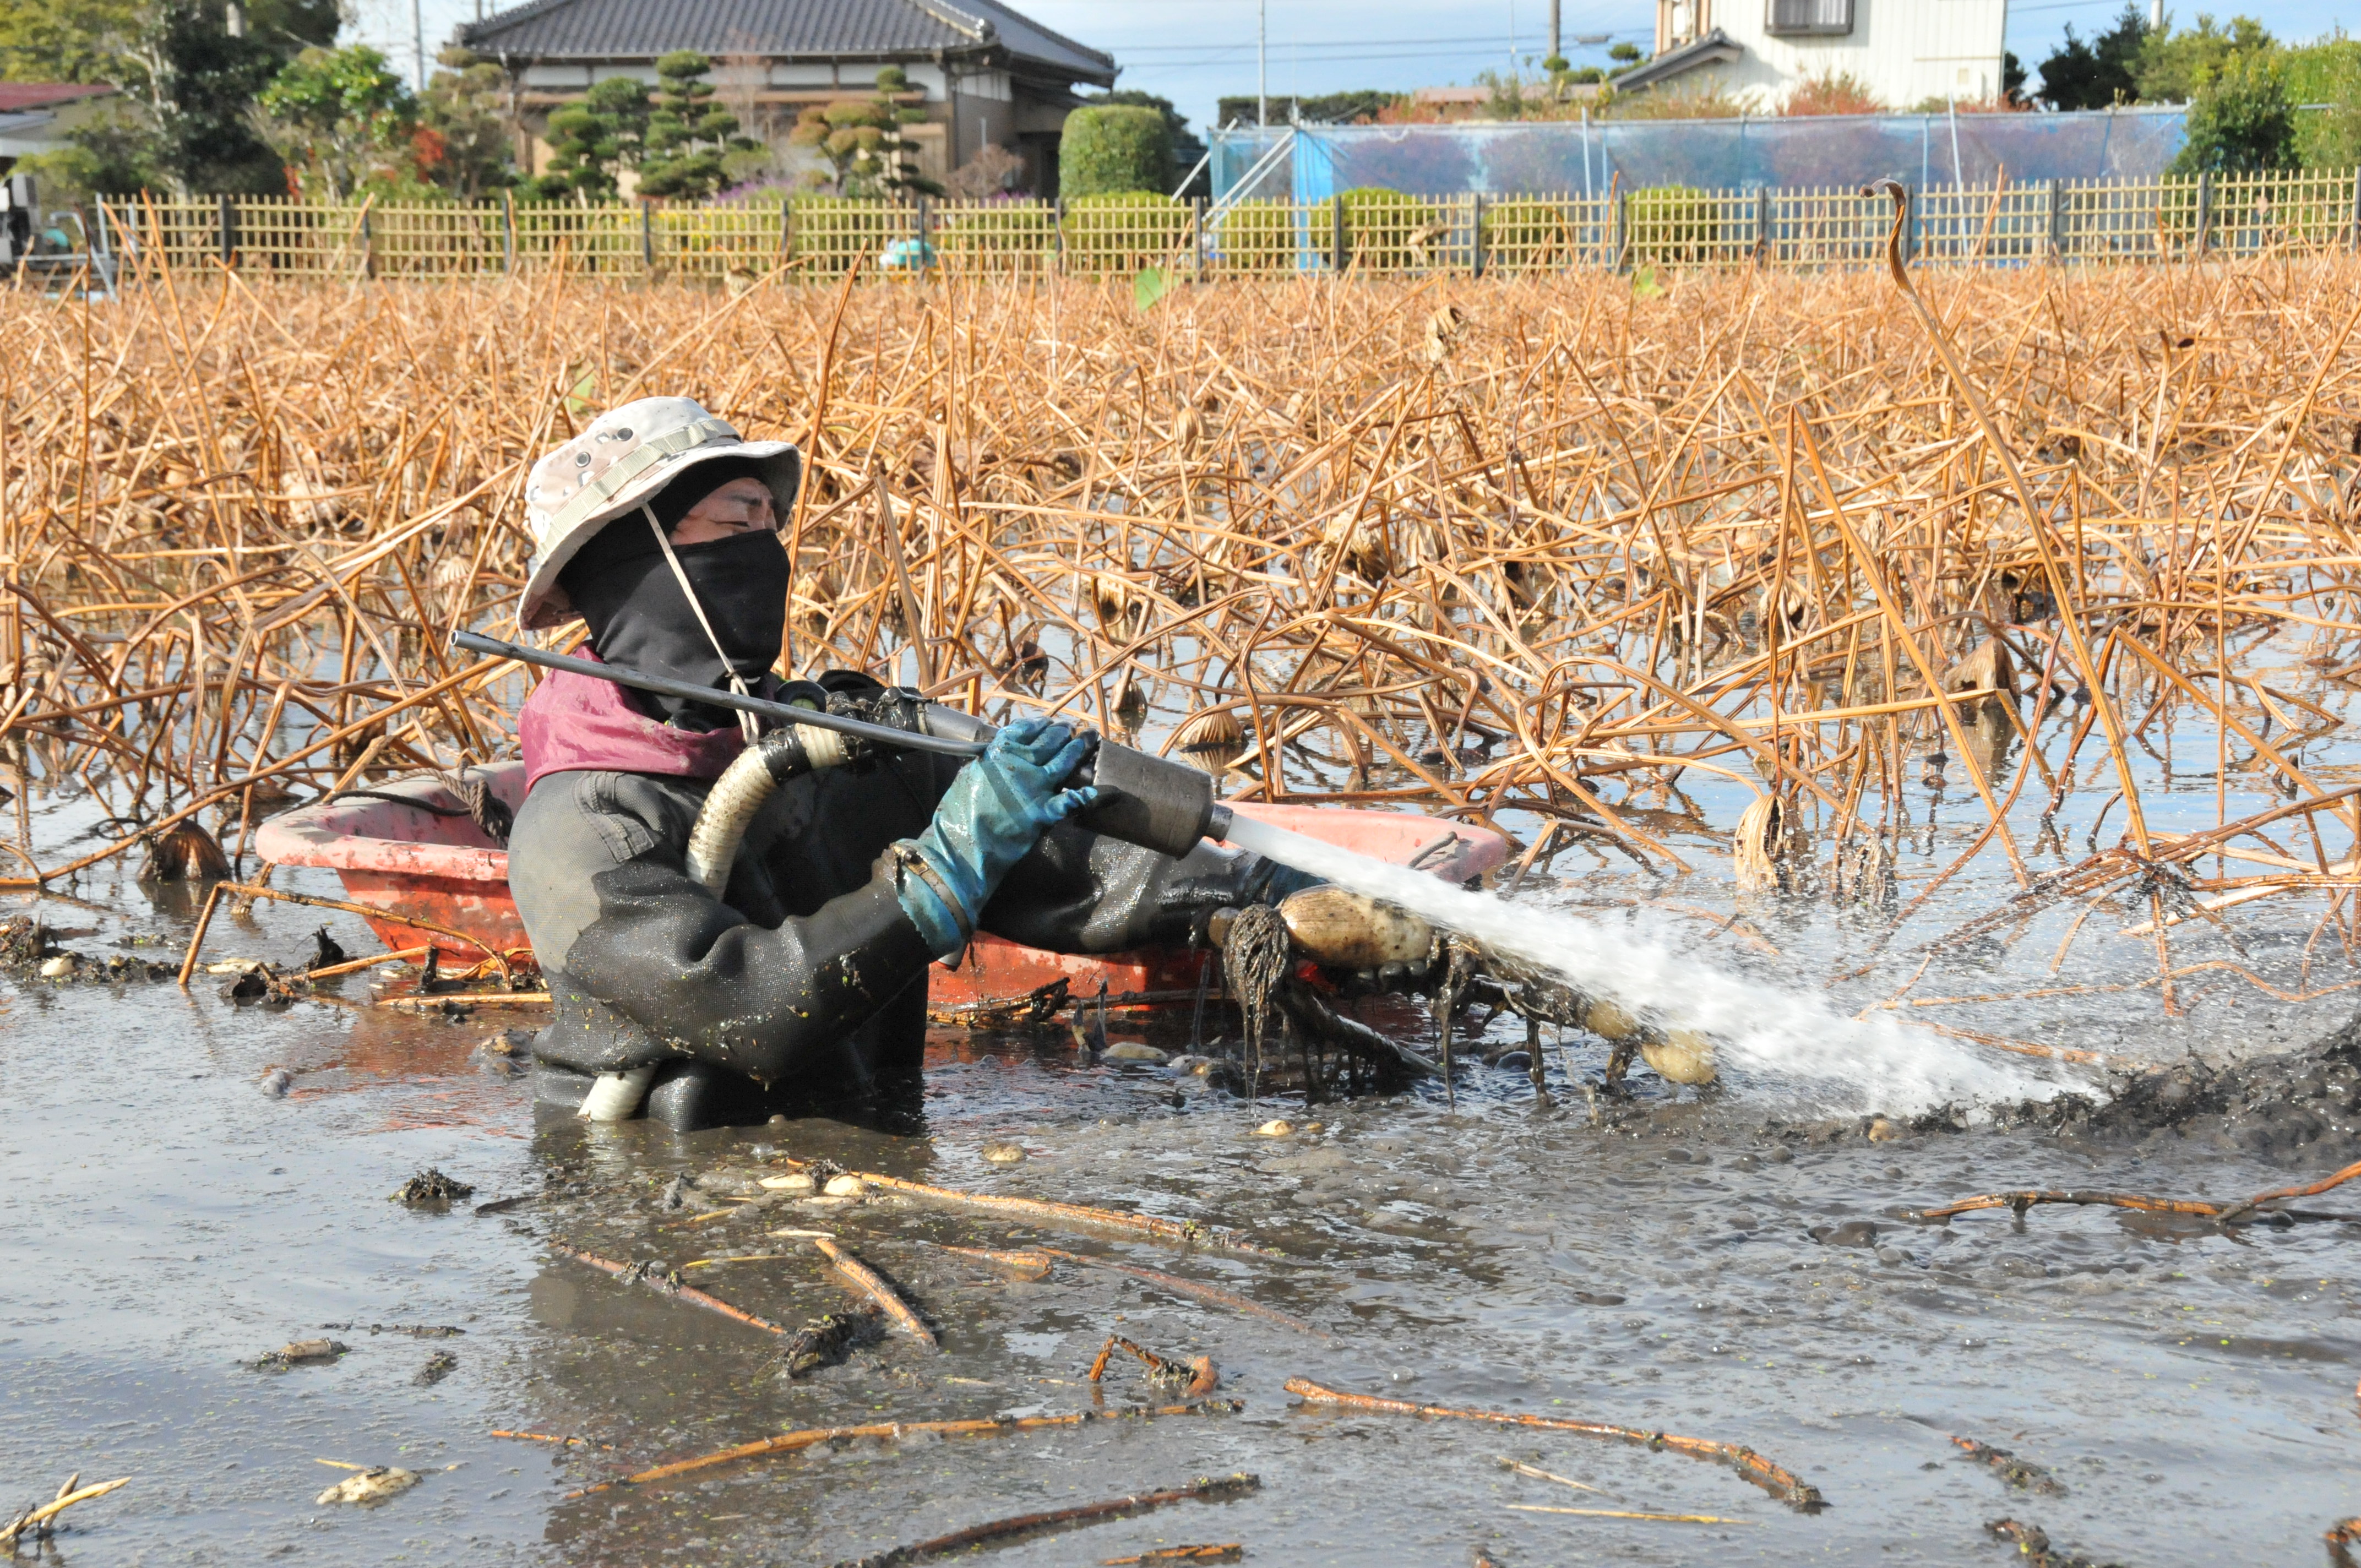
253, 763, 1506, 1008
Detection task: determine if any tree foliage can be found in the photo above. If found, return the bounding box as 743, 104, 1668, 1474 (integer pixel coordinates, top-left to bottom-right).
257, 44, 418, 200
2170, 45, 2295, 172
1214, 90, 1400, 128
787, 66, 932, 198
526, 75, 649, 203
1058, 104, 1171, 198
418, 46, 516, 199
2036, 4, 2150, 108
635, 50, 757, 201
2136, 12, 2275, 102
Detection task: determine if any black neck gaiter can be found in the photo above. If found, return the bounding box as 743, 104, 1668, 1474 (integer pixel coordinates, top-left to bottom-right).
558, 519, 789, 732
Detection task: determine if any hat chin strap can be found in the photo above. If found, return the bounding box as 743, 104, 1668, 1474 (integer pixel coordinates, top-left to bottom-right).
644, 507, 761, 743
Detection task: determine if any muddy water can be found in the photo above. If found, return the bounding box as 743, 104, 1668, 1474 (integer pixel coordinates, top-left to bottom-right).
2, 874, 2355, 1567
7, 664, 2361, 1564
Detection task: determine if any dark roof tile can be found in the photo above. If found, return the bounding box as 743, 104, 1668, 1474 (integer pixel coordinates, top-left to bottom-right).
460, 0, 1112, 81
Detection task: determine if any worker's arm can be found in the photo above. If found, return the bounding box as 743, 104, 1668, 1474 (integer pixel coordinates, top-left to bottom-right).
980, 825, 1315, 954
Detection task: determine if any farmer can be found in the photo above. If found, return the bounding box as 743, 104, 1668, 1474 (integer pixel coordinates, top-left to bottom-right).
507, 397, 1305, 1131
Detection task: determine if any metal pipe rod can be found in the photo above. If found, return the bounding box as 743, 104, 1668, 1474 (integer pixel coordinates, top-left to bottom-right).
449, 629, 987, 760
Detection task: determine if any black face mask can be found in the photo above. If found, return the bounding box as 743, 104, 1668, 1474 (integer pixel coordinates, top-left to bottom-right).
559, 520, 788, 732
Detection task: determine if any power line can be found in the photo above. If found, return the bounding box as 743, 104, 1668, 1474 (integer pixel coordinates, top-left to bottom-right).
1115, 31, 1642, 56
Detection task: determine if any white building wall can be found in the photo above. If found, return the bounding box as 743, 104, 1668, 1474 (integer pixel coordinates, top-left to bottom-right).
1658, 0, 2007, 111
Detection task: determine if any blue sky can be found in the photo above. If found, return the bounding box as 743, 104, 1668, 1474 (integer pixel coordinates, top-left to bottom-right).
360, 0, 2355, 132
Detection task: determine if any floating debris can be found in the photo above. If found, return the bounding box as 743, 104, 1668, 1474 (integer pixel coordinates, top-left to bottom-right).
414, 1351, 458, 1386
1102, 1549, 1243, 1565
1914, 1156, 2361, 1227
0, 1476, 131, 1549
774, 1306, 885, 1379
939, 1244, 1056, 1282
251, 1338, 347, 1370
829, 1473, 1261, 1568
1507, 1504, 1755, 1525
1253, 1120, 1295, 1138
1086, 1334, 1218, 1398
980, 1141, 1027, 1164
550, 1243, 787, 1336
1285, 1379, 1822, 1511
1954, 1435, 2068, 1496
391, 1168, 475, 1205
320, 1322, 465, 1338
313, 1463, 419, 1506
259, 1069, 292, 1098
813, 1238, 935, 1349
1983, 1518, 2123, 1567
573, 1402, 1242, 1495
304, 927, 350, 971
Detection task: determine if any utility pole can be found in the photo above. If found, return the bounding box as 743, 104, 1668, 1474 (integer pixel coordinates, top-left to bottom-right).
1258, 0, 1267, 127
1551, 0, 1562, 61
412, 0, 426, 90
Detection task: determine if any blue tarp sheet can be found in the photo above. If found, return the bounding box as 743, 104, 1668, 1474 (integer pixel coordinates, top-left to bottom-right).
1212, 108, 2188, 199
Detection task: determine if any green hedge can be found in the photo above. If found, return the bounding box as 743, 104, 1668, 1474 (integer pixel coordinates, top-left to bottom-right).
1624, 186, 1720, 264
1060, 192, 1189, 274
1336, 187, 1444, 269
1215, 199, 1294, 274
1481, 197, 1582, 268
1060, 106, 1173, 199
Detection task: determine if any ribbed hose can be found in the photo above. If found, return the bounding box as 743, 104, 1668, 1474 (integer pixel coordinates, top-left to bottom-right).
579, 722, 853, 1123
686, 724, 847, 892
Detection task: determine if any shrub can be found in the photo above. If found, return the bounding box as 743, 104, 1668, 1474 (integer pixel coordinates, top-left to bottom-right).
1481, 195, 1583, 269
1782, 71, 1886, 116
785, 194, 911, 271
1625, 186, 1721, 264
1060, 105, 1173, 198
1336, 186, 1444, 269
1214, 199, 1296, 275
1060, 192, 1188, 274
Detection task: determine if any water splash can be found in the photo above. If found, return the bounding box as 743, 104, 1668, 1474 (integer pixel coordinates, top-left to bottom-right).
1221, 814, 2074, 1115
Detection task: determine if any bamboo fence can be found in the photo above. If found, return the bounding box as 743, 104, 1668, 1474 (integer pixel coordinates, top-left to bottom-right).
57, 169, 2361, 287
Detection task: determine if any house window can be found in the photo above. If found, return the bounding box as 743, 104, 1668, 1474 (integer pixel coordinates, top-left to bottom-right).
1766, 0, 1852, 35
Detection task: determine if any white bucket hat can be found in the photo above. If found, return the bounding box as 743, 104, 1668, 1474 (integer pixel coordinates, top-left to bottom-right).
518, 395, 801, 631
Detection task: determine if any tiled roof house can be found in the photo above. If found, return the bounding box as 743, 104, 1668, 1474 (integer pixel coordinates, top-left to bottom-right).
458, 0, 1117, 195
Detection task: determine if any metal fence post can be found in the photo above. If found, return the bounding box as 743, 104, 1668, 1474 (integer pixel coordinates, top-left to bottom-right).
216, 193, 236, 268
1053, 197, 1064, 276
1471, 192, 1485, 279
2195, 171, 2213, 256
361, 202, 375, 280
2046, 179, 2064, 264
502, 190, 515, 274
2348, 169, 2360, 251
1612, 190, 1629, 273
1192, 197, 1206, 284
781, 196, 793, 269
1331, 194, 1346, 275
1754, 186, 1770, 265
640, 200, 654, 274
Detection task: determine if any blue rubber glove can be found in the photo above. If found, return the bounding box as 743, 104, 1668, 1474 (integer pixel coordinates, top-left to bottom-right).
892, 718, 1098, 958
